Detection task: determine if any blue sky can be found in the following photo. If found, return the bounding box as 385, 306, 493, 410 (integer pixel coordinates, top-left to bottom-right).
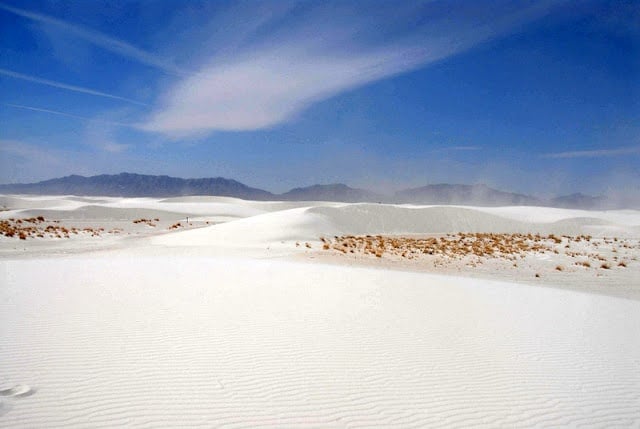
0, 0, 638, 196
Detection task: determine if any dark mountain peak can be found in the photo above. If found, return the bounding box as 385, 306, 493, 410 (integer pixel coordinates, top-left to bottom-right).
551, 193, 609, 209
281, 183, 381, 202
288, 183, 351, 192
557, 192, 590, 199
396, 183, 540, 206
0, 173, 273, 200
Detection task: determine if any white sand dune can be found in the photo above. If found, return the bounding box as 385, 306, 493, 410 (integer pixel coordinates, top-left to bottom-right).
154, 203, 640, 249
475, 205, 640, 225
1, 254, 639, 427
307, 204, 640, 237
0, 195, 94, 212
1, 194, 341, 224
153, 207, 330, 248
1, 195, 640, 427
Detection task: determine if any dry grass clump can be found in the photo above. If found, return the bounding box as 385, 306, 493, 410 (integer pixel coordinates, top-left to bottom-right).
322, 233, 559, 261
319, 233, 640, 274
0, 216, 107, 239
133, 218, 158, 227
548, 234, 562, 244
1, 216, 47, 238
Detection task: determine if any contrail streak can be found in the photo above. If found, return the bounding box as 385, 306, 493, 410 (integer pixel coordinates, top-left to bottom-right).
0, 68, 148, 106
0, 2, 187, 75
4, 103, 135, 127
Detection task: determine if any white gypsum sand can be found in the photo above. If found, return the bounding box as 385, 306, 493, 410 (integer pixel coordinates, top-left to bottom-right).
1, 194, 639, 427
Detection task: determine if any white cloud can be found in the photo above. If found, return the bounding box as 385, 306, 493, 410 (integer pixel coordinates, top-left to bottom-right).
1, 1, 566, 138
542, 146, 640, 159
139, 45, 431, 134
82, 114, 132, 154
140, 1, 563, 136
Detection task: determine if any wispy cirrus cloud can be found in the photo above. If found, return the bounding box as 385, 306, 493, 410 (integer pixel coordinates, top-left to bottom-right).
1, 0, 566, 138
0, 139, 132, 183
0, 68, 147, 106
429, 145, 482, 154
4, 103, 134, 128
140, 1, 565, 136
0, 139, 62, 163
0, 139, 68, 183
0, 2, 185, 75
542, 146, 640, 159
140, 46, 431, 135
448, 146, 482, 151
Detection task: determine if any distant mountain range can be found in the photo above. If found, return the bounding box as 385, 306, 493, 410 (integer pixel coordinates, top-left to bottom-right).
549, 193, 610, 210
0, 173, 273, 200
0, 173, 633, 209
395, 184, 541, 206
281, 183, 381, 203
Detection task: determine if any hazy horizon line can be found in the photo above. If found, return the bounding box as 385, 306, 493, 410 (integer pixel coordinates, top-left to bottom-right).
0, 171, 617, 199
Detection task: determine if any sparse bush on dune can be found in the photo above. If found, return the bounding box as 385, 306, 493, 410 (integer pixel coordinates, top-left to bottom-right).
317, 233, 639, 274
548, 234, 562, 244
323, 233, 560, 261
133, 218, 157, 227
0, 216, 113, 240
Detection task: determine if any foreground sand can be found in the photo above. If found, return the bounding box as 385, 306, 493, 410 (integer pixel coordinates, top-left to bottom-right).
1, 195, 639, 427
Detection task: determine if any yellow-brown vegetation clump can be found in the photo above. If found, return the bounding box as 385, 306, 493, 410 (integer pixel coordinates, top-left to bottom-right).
322, 233, 562, 261
133, 218, 157, 227
0, 217, 106, 239
319, 233, 638, 274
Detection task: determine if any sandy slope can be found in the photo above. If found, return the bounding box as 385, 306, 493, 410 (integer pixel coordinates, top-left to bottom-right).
151, 203, 640, 298
2, 254, 639, 428
154, 203, 640, 247
1, 195, 640, 427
